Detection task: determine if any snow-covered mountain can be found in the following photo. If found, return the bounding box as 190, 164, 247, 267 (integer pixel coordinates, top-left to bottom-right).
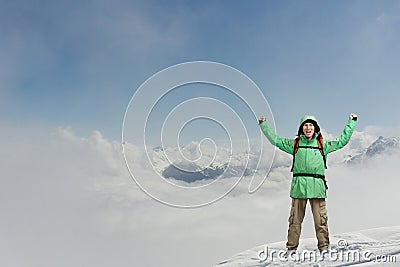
147, 136, 400, 183
345, 136, 400, 164
216, 226, 400, 266
162, 163, 225, 183
149, 142, 257, 183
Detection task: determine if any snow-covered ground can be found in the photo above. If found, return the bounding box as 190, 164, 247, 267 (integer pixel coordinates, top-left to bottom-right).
216, 226, 400, 266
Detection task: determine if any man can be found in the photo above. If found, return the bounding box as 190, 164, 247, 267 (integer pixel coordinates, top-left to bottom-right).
258, 114, 358, 255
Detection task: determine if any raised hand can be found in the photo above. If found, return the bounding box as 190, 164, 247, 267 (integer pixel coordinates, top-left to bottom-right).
349, 113, 358, 120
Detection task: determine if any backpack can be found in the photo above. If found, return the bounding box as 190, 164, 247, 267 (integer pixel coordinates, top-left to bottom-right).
290, 133, 329, 190
290, 133, 327, 172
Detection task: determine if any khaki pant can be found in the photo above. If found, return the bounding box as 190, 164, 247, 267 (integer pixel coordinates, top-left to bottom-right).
286, 198, 330, 251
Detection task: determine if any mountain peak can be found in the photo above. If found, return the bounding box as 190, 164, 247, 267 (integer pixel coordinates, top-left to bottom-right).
346, 136, 400, 164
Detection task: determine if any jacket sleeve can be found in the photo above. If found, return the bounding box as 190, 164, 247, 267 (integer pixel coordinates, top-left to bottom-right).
259, 121, 294, 154
323, 119, 357, 154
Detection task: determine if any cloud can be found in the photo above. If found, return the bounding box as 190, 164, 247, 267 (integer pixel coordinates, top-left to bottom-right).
0, 124, 399, 267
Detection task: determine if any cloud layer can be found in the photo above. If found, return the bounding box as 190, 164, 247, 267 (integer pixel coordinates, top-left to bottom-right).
0, 124, 399, 267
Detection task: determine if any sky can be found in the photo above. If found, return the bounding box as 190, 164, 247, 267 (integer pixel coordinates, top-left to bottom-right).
1, 0, 400, 139
1, 1, 400, 267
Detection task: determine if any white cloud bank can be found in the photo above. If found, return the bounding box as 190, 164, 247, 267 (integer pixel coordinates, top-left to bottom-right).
0, 125, 399, 267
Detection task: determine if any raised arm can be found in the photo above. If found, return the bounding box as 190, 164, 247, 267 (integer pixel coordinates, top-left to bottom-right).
323, 113, 358, 154
259, 116, 294, 154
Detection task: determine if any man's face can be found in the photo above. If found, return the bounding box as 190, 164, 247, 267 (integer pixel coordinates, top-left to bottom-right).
302, 122, 315, 139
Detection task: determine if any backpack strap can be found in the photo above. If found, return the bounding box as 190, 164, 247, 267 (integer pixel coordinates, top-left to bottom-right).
293, 173, 328, 189
317, 134, 327, 169
290, 137, 300, 172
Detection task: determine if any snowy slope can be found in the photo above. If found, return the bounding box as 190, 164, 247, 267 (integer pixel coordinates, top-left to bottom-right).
215, 226, 400, 266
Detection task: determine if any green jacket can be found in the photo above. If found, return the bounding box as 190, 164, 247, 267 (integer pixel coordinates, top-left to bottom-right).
260, 116, 357, 198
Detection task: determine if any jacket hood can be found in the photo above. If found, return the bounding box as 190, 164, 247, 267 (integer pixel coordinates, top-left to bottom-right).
298, 115, 320, 136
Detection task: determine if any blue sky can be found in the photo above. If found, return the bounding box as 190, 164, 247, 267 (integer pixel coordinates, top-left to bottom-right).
1, 0, 400, 140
